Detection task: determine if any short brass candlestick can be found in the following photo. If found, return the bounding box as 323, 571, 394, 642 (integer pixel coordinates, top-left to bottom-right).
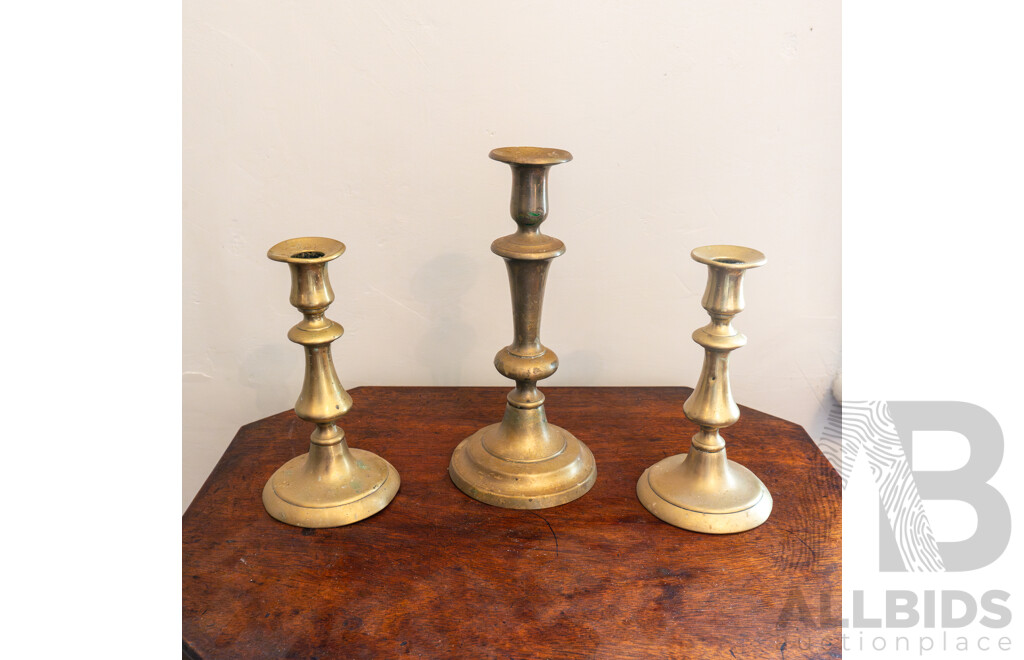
262, 237, 399, 528
449, 147, 597, 509
637, 245, 772, 533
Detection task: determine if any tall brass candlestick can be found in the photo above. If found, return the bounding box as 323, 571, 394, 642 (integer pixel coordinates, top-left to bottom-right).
449, 147, 597, 509
637, 245, 772, 533
262, 237, 399, 528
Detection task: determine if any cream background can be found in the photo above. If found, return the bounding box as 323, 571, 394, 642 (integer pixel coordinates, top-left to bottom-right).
183, 0, 840, 511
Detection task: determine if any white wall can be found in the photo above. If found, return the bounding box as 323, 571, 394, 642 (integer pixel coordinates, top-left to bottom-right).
183, 0, 840, 511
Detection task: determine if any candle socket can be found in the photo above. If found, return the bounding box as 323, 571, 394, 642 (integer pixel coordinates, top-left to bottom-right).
262, 237, 400, 527
449, 147, 597, 509
637, 245, 773, 533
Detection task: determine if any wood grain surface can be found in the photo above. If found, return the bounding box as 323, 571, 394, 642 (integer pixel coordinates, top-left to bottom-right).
183, 387, 841, 659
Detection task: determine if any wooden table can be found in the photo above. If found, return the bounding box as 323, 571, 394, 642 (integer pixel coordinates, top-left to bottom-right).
183, 387, 841, 659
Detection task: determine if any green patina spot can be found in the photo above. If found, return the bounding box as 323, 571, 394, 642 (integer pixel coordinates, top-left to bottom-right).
350, 480, 363, 491
528, 212, 542, 217
357, 460, 367, 470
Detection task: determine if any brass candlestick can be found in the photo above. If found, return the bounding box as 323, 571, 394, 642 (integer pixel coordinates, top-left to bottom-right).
262, 237, 400, 528
637, 245, 772, 533
449, 147, 597, 509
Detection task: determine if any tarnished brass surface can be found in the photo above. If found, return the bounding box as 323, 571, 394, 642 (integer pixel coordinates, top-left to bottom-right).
637, 245, 773, 533
449, 147, 597, 509
262, 237, 399, 527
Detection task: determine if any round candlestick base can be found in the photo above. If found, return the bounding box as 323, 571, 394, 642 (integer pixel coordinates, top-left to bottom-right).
262, 448, 400, 528
449, 422, 596, 509
636, 451, 772, 534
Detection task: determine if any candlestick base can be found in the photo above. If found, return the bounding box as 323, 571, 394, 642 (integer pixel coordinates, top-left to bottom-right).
262, 447, 400, 528
449, 405, 596, 509
636, 450, 772, 534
